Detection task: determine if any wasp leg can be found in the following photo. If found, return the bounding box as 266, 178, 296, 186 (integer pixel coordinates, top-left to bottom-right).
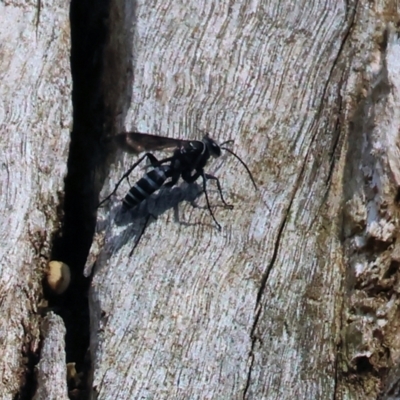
200, 171, 221, 230
204, 173, 233, 209
129, 213, 156, 257
163, 171, 180, 188
99, 153, 154, 208
98, 153, 174, 208
181, 169, 221, 230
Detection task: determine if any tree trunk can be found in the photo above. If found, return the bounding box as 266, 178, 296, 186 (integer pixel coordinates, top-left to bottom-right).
2, 0, 400, 399
89, 0, 400, 399
0, 1, 71, 399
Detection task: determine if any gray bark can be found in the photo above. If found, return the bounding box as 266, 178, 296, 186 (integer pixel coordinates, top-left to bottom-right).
90, 0, 400, 399
0, 1, 71, 399
2, 0, 400, 399
33, 313, 68, 400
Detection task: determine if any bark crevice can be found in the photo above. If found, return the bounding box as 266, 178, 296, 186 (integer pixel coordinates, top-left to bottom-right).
45, 0, 112, 395
243, 185, 298, 398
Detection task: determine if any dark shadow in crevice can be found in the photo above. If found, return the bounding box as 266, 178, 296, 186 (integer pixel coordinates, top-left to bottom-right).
41, 0, 137, 398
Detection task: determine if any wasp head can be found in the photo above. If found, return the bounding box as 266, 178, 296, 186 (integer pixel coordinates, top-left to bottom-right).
203, 135, 221, 158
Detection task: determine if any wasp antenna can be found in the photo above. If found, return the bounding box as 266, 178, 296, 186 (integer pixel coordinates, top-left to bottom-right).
221, 147, 257, 190
219, 139, 234, 147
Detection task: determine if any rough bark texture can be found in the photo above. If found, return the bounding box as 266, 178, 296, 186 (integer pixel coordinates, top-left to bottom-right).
33, 313, 68, 400
2, 0, 400, 399
0, 1, 71, 399
88, 0, 400, 399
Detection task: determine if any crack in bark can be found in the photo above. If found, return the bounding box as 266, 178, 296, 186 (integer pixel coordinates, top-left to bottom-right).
35, 0, 41, 36
243, 3, 359, 397
321, 0, 357, 189
325, 103, 342, 187
42, 0, 112, 397
330, 2, 358, 399
243, 180, 299, 399
303, 0, 357, 235
17, 317, 40, 400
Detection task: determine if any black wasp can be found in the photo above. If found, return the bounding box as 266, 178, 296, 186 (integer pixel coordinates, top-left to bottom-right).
99, 131, 257, 231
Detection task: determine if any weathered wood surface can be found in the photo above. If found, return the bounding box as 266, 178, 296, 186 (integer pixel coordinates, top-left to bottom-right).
2, 0, 400, 398
33, 313, 68, 400
90, 0, 400, 399
0, 1, 71, 398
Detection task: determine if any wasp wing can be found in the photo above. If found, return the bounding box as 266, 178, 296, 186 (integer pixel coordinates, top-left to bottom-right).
113, 132, 190, 154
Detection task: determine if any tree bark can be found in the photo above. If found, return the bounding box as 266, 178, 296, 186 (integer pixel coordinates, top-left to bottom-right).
2, 0, 400, 399
89, 0, 400, 399
33, 313, 68, 400
0, 1, 71, 399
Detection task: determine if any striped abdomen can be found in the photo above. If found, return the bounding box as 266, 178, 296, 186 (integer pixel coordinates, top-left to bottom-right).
122, 165, 171, 210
